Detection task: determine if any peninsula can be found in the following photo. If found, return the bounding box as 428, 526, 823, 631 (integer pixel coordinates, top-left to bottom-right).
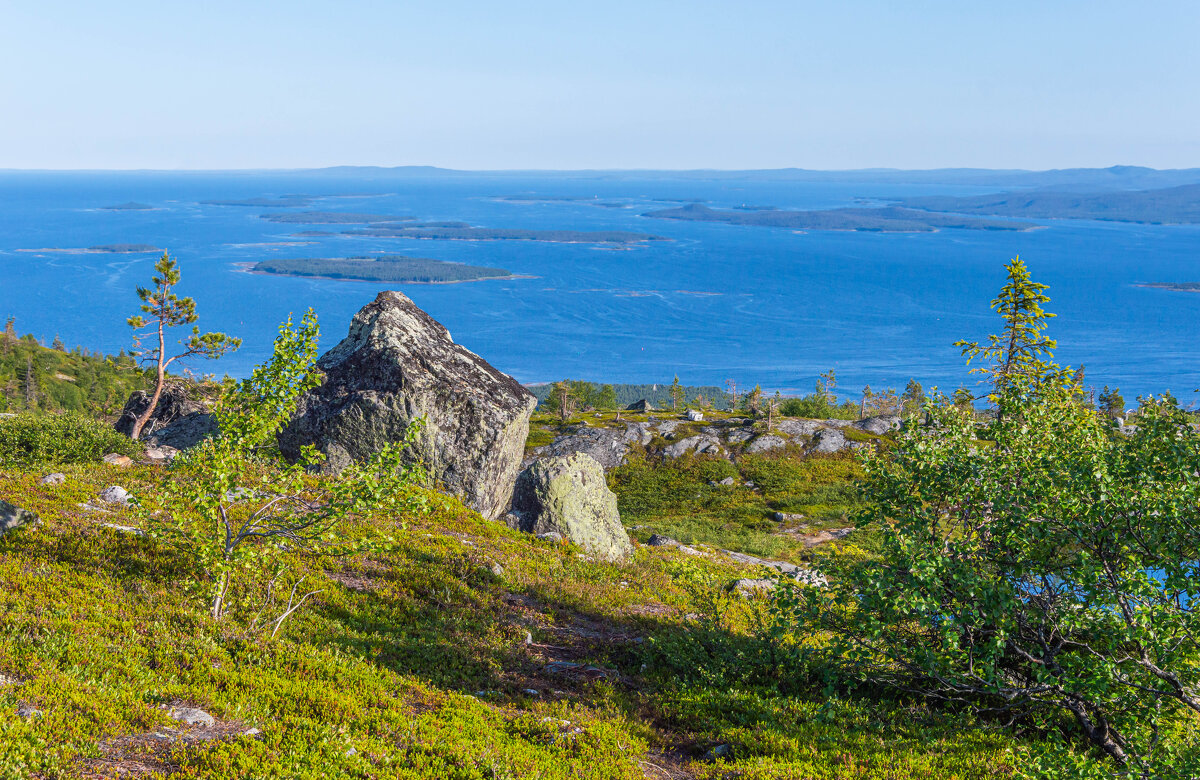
343, 225, 668, 243
900, 183, 1200, 224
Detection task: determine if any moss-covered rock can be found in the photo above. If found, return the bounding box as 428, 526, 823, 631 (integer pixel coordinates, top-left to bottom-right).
511, 453, 632, 561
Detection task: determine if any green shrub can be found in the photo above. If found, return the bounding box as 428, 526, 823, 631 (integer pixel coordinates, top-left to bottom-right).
778, 394, 859, 420
0, 411, 141, 466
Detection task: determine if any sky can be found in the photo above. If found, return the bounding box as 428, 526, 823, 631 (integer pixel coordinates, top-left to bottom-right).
1, 1, 1197, 171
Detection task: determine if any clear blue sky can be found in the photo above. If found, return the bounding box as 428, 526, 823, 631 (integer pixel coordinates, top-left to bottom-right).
2, 1, 1196, 170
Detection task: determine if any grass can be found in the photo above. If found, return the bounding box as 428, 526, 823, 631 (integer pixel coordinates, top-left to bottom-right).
0, 441, 1110, 778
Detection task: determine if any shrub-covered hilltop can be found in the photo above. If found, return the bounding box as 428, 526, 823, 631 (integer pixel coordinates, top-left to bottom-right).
2, 257, 1199, 778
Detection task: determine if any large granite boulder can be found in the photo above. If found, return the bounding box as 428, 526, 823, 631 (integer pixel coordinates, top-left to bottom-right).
509, 453, 632, 562
115, 384, 216, 448
278, 291, 537, 521
524, 422, 652, 471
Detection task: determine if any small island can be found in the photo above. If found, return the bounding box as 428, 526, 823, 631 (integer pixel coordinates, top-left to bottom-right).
100, 202, 155, 211
202, 196, 313, 207
88, 244, 161, 253
251, 255, 517, 284
261, 211, 413, 224
1137, 282, 1200, 293
643, 203, 1037, 232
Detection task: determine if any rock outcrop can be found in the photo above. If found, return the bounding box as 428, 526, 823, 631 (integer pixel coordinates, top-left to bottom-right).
523, 422, 652, 471
278, 291, 537, 521
509, 453, 632, 562
115, 384, 216, 449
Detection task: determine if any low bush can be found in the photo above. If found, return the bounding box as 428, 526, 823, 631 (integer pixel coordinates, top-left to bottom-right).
0, 411, 140, 466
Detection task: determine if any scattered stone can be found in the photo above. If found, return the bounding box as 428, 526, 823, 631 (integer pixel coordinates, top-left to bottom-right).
732, 578, 775, 597
524, 630, 534, 645
511, 453, 632, 562
773, 512, 805, 522
657, 420, 681, 437
523, 689, 541, 696
143, 445, 180, 462
803, 527, 855, 547
775, 419, 823, 438
99, 486, 131, 506
0, 500, 39, 535
646, 534, 679, 547
40, 473, 65, 486
745, 434, 787, 454
99, 523, 145, 536
726, 428, 755, 444
717, 476, 735, 486
663, 434, 725, 459
102, 453, 133, 467
345, 748, 357, 757
807, 428, 850, 454
744, 481, 756, 488
855, 415, 901, 435
536, 531, 564, 542
167, 705, 215, 728
16, 705, 43, 720
686, 409, 704, 422
278, 291, 536, 521
243, 728, 262, 738
703, 744, 734, 762
626, 399, 654, 412
490, 562, 505, 577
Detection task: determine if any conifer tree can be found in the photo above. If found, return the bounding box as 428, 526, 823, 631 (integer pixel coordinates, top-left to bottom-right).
669, 375, 684, 411
127, 252, 241, 439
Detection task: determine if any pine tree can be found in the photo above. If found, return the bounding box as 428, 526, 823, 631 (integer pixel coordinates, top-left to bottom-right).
901, 379, 924, 417
1098, 385, 1125, 420
23, 356, 37, 408
127, 251, 241, 439
51, 334, 66, 352
860, 384, 874, 419
669, 375, 684, 411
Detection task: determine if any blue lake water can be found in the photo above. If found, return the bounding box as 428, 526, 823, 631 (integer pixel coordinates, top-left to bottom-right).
0, 170, 1197, 400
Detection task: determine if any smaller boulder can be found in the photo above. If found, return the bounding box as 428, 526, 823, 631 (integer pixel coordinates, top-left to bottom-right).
167, 705, 215, 728
745, 435, 787, 454
685, 409, 704, 422
663, 434, 726, 459
40, 473, 65, 486
646, 534, 680, 547
807, 428, 849, 454
1, 500, 38, 535
511, 453, 632, 562
102, 453, 133, 467
855, 415, 901, 435
717, 477, 735, 486
626, 399, 654, 412
98, 486, 131, 506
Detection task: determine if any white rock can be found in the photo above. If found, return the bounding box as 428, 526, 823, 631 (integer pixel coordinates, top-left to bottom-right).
167, 705, 215, 728
40, 473, 66, 485
98, 486, 131, 506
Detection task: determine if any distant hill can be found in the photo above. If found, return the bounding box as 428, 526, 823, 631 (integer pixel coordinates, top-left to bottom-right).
643, 203, 1036, 232
901, 183, 1200, 224
0, 328, 144, 415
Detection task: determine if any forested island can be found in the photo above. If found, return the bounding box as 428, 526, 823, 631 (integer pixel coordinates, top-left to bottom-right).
100, 202, 154, 211
1138, 282, 1200, 293
643, 203, 1036, 232
900, 183, 1200, 224
88, 244, 161, 253
343, 225, 668, 243
202, 196, 314, 207
251, 255, 516, 283
260, 211, 412, 224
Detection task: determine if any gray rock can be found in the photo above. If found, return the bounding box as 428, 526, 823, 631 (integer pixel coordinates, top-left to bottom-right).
144, 445, 181, 462
703, 744, 734, 762
717, 477, 735, 486
745, 434, 787, 454
657, 420, 681, 437
646, 534, 680, 547
686, 409, 704, 422
626, 399, 654, 412
16, 705, 43, 720
167, 705, 215, 728
40, 473, 65, 485
726, 428, 754, 444
663, 435, 726, 459
855, 415, 901, 435
527, 423, 650, 471
510, 453, 632, 562
773, 511, 805, 523
278, 291, 537, 521
775, 419, 823, 438
145, 413, 218, 451
115, 383, 210, 440
98, 486, 131, 506
102, 453, 133, 467
808, 428, 850, 454
732, 578, 775, 597
0, 500, 38, 535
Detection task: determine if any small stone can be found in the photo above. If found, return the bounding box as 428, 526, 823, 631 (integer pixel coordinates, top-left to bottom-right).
718, 477, 735, 486
524, 630, 534, 645
102, 453, 133, 467
345, 748, 357, 757
744, 481, 755, 488
646, 534, 679, 547
490, 562, 505, 577
40, 473, 66, 485
16, 704, 43, 719
0, 500, 39, 535
100, 522, 145, 536
536, 531, 564, 542
243, 727, 262, 738
703, 744, 734, 762
523, 688, 540, 696
732, 578, 776, 597
167, 705, 215, 728
99, 486, 131, 506
143, 446, 179, 462
686, 409, 704, 422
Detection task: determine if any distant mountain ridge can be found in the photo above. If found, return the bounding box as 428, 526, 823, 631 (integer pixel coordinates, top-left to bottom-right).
902, 183, 1200, 224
